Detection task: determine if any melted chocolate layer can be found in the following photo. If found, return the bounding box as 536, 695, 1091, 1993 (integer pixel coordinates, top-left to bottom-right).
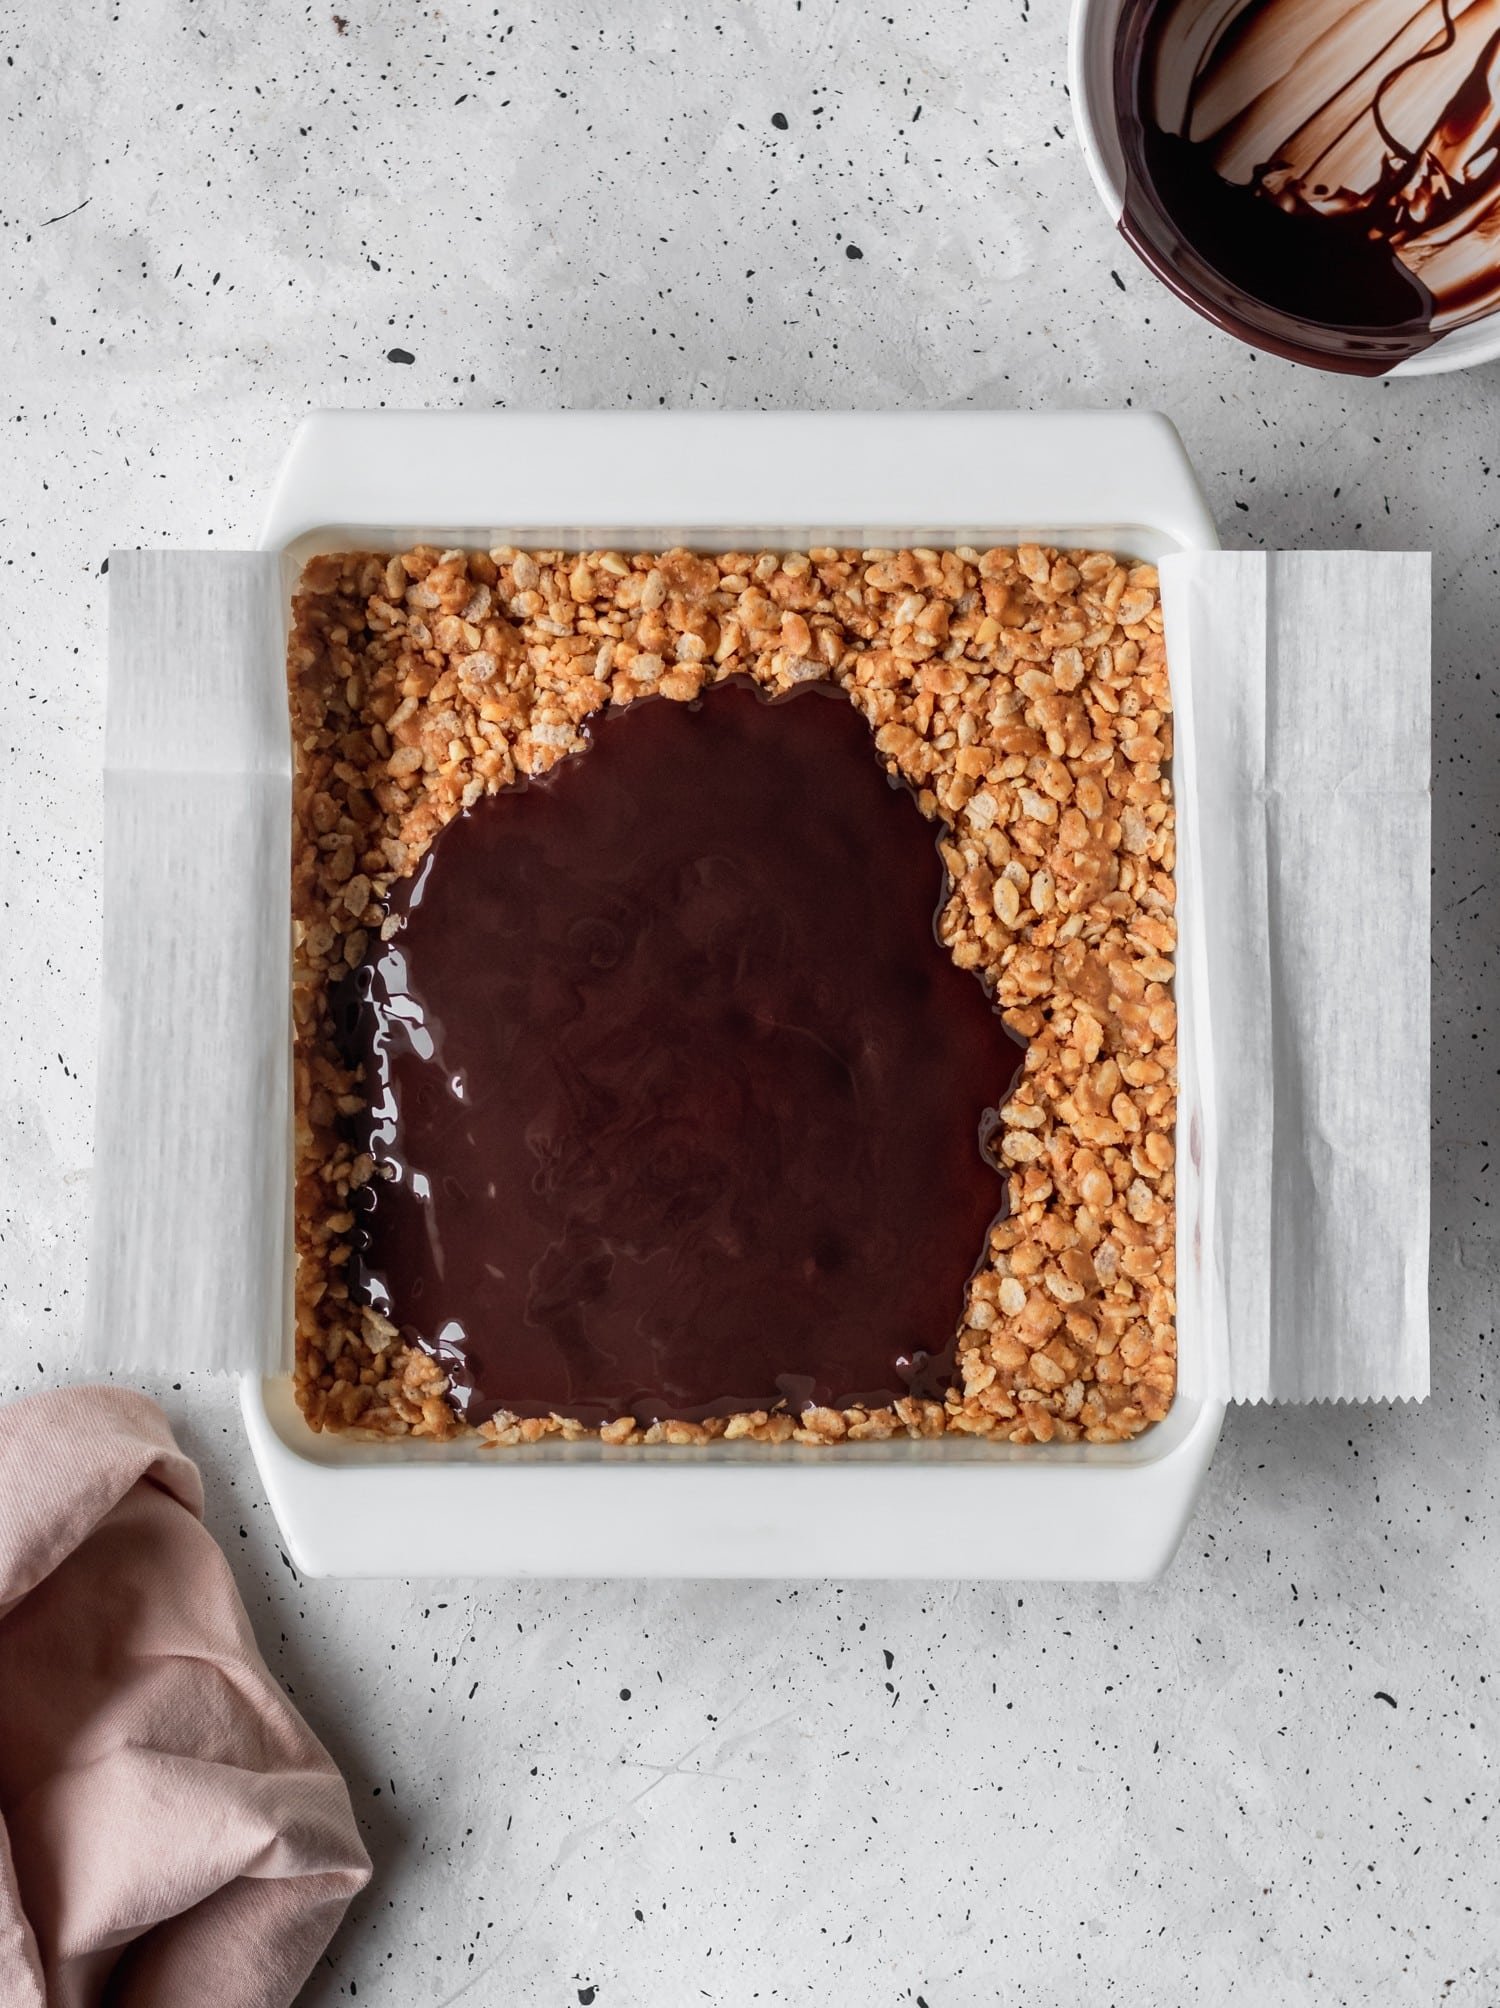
1116, 0, 1500, 372
337, 680, 1022, 1428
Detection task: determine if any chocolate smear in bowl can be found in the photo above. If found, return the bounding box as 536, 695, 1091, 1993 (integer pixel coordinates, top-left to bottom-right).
1116, 0, 1500, 371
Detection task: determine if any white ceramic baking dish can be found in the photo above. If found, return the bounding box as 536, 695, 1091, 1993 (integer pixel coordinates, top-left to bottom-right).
243, 410, 1225, 1579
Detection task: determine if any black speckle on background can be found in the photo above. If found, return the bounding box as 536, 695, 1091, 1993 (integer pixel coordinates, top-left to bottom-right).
40, 197, 90, 228
1375, 1690, 1398, 1708
845, 243, 864, 260
578, 1989, 597, 2005
1112, 269, 1126, 289
619, 1687, 631, 1700
770, 111, 788, 129
386, 347, 415, 364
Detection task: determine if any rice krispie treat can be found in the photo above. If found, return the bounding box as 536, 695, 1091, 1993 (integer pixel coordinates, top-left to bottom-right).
289, 544, 1176, 1447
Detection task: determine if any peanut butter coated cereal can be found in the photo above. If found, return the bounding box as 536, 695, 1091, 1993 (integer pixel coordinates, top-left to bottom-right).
289, 543, 1176, 1448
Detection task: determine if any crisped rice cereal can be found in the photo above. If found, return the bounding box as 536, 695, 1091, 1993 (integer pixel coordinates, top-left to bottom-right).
289, 543, 1176, 1448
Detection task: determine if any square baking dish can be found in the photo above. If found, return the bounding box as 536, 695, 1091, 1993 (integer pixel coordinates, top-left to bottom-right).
243, 410, 1226, 1580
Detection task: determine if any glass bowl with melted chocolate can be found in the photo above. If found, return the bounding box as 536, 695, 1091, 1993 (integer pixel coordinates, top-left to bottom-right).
1072, 0, 1500, 374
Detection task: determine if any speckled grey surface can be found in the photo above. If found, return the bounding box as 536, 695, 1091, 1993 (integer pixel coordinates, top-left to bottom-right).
1, 3, 1497, 2002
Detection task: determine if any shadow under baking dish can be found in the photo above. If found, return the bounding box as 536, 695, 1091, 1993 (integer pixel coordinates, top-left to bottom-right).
245, 409, 1225, 1580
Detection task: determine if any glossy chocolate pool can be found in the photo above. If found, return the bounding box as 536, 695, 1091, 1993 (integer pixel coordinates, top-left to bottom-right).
336, 679, 1023, 1429
1115, 0, 1500, 372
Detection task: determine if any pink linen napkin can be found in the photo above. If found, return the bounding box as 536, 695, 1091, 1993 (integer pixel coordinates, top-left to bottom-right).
0, 1388, 370, 2008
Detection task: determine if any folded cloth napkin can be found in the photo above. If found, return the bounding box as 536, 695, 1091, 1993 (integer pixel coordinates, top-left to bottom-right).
0, 1388, 370, 2008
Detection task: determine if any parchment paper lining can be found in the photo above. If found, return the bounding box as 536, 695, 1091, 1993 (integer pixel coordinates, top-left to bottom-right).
1163, 550, 1429, 1402
81, 547, 1430, 1404
85, 552, 289, 1375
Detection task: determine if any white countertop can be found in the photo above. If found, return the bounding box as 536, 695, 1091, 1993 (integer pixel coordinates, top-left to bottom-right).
2, 2, 1496, 2002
